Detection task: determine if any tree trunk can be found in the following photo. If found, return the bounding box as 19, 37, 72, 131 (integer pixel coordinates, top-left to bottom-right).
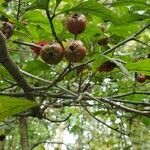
19, 117, 29, 150
0, 135, 5, 150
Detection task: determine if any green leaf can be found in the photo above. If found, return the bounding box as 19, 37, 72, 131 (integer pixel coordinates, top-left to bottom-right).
109, 23, 139, 37
56, 0, 62, 6
142, 116, 150, 126
112, 0, 150, 8
61, 0, 121, 24
23, 10, 48, 24
0, 96, 38, 122
102, 55, 132, 79
23, 60, 50, 75
126, 59, 150, 75
119, 12, 150, 24
27, 0, 50, 10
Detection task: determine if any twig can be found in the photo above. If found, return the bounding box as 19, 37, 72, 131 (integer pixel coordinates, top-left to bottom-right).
133, 38, 149, 47
45, 9, 64, 48
80, 99, 128, 135
13, 40, 42, 49
102, 98, 150, 117
102, 24, 150, 55
108, 98, 150, 106
111, 91, 150, 98
16, 0, 22, 21
44, 113, 72, 123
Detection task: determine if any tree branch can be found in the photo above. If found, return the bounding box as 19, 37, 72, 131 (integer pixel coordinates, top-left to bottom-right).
102, 24, 150, 55
80, 99, 128, 135
44, 113, 72, 123
0, 31, 32, 93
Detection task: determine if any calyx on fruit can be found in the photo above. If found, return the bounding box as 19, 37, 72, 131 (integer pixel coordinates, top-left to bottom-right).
135, 73, 147, 83
31, 41, 49, 56
98, 61, 117, 72
40, 43, 64, 65
65, 40, 86, 63
66, 13, 87, 35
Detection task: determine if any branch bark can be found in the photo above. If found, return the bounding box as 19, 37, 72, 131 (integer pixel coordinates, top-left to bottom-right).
0, 31, 32, 93
102, 24, 150, 55
0, 31, 33, 150
19, 117, 29, 150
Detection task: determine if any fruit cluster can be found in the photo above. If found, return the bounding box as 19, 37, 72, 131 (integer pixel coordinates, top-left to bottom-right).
31, 13, 87, 65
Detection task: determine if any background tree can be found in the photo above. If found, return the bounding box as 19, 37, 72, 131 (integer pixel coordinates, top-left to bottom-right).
0, 0, 150, 150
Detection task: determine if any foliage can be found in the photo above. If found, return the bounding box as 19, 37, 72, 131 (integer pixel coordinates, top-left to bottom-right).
0, 0, 150, 149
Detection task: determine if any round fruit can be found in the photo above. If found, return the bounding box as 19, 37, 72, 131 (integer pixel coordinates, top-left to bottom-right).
66, 13, 86, 35
136, 74, 147, 83
97, 37, 110, 46
98, 61, 117, 72
40, 43, 64, 65
65, 40, 86, 63
31, 41, 49, 55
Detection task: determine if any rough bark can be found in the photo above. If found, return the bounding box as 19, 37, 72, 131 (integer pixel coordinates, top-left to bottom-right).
0, 30, 32, 150
19, 117, 29, 150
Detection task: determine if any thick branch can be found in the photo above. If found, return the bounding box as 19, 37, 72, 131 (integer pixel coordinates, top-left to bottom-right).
19, 117, 29, 150
0, 31, 32, 93
0, 31, 34, 150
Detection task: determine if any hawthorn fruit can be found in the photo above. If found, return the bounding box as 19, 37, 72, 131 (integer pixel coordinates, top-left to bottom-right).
40, 43, 64, 65
135, 74, 147, 83
97, 37, 110, 46
65, 40, 86, 63
31, 41, 49, 56
66, 13, 86, 35
98, 61, 117, 72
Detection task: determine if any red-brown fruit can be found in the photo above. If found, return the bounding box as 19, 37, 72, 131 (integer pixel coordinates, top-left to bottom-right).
40, 43, 64, 65
65, 40, 86, 63
31, 41, 49, 55
66, 13, 86, 35
98, 37, 110, 46
98, 61, 117, 72
136, 74, 147, 83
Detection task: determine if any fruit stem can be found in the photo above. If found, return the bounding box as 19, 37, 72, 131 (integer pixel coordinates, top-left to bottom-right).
13, 40, 42, 48
74, 34, 77, 40
45, 9, 64, 49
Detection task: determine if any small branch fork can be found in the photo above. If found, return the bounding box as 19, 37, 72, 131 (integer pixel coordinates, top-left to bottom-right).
102, 24, 150, 55
0, 22, 150, 136
44, 113, 72, 123
8, 68, 150, 117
